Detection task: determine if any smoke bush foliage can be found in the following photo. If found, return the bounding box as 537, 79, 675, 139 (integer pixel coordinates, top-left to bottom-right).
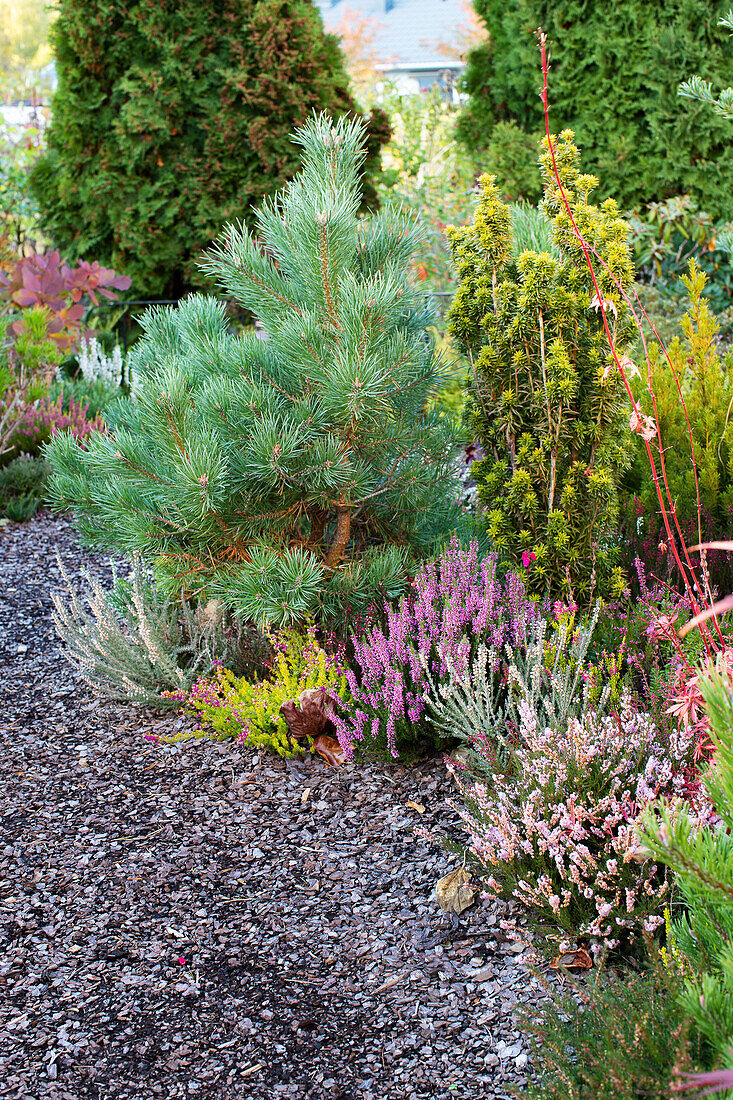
458, 699, 697, 948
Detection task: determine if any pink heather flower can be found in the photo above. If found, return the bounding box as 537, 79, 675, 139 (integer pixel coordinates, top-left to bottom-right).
179, 956, 185, 965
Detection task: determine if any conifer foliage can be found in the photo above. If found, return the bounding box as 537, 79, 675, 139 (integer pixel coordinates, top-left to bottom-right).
458, 0, 733, 219
31, 0, 389, 296
47, 114, 461, 628
448, 132, 634, 601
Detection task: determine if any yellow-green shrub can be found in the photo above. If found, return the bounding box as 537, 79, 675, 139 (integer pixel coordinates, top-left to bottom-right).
181, 628, 349, 757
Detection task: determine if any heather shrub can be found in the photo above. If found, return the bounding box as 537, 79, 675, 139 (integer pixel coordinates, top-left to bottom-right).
52, 555, 264, 707
458, 696, 697, 948
427, 605, 627, 765
520, 951, 696, 1100
9, 390, 105, 457
181, 628, 349, 757
46, 376, 121, 422
333, 539, 545, 759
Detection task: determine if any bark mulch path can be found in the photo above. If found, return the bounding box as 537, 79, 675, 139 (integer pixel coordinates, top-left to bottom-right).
0, 514, 548, 1100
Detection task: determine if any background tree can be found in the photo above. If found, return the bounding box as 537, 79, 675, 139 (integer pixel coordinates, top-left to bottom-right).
31, 0, 389, 297
46, 114, 461, 629
458, 0, 733, 219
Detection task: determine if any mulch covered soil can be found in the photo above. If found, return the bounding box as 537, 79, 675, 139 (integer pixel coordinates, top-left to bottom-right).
1, 514, 547, 1100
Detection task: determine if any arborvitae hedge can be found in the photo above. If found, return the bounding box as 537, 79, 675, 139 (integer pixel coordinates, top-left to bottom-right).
31, 0, 390, 296
458, 1, 733, 218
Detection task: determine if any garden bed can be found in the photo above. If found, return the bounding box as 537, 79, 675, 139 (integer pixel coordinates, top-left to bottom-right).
0, 514, 547, 1100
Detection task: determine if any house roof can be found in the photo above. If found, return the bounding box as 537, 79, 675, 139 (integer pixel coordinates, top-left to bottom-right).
315, 0, 466, 71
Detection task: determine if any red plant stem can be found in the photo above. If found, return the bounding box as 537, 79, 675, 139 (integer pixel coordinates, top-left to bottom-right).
537, 30, 719, 657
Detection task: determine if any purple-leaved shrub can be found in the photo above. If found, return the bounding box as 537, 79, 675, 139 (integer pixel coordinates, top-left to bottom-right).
457, 698, 698, 948
333, 539, 545, 758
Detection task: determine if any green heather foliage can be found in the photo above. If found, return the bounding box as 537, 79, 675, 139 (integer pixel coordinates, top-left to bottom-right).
448, 132, 633, 600
459, 1, 733, 219
521, 955, 695, 1099
46, 114, 461, 629
32, 0, 390, 296
625, 261, 733, 526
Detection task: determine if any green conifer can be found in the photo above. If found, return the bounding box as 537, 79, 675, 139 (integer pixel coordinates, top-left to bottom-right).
31, 0, 390, 296
46, 114, 461, 628
448, 131, 634, 601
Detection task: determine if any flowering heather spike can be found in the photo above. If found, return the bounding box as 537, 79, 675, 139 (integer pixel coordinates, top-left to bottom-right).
458, 695, 702, 948
333, 538, 545, 759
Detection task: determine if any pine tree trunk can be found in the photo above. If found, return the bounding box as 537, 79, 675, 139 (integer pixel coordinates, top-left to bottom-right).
325, 503, 351, 568
308, 507, 327, 548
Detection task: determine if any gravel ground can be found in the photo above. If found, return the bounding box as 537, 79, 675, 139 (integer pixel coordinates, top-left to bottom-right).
0, 513, 548, 1100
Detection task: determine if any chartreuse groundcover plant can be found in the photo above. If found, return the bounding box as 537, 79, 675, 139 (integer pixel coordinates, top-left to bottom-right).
46, 113, 461, 630
448, 131, 635, 601
179, 628, 349, 758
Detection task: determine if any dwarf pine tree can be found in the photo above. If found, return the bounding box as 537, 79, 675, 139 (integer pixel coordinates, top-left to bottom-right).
47, 114, 461, 629
448, 131, 634, 601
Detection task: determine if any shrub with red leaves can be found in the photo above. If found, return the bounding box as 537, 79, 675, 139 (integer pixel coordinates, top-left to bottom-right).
0, 250, 130, 350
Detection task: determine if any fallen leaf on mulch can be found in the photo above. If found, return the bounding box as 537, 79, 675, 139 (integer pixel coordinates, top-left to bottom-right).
550, 946, 593, 970
280, 687, 337, 740
312, 734, 345, 767
406, 800, 425, 814
435, 866, 476, 915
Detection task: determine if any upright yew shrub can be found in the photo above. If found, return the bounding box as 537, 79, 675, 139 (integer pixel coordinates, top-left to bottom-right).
32, 0, 389, 296
46, 114, 461, 629
449, 132, 635, 601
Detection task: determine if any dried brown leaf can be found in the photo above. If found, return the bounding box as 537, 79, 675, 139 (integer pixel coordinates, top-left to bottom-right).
435, 866, 476, 915
312, 734, 345, 767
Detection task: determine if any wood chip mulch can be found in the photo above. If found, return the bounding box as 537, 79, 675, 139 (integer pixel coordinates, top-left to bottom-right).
0, 514, 547, 1100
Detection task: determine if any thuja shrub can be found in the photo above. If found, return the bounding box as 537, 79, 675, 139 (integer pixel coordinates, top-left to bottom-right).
448, 132, 634, 601
333, 539, 545, 759
457, 699, 697, 948
32, 0, 389, 296
46, 114, 461, 630
180, 628, 348, 757
458, 1, 733, 220
0, 454, 50, 522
